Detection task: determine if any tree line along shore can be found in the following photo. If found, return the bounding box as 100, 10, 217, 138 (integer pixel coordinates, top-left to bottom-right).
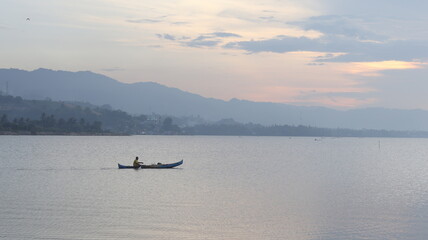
1, 94, 428, 137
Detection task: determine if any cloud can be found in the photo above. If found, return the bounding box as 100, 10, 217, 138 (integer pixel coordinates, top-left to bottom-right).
184, 39, 221, 48
344, 61, 426, 76
156, 31, 242, 48
307, 62, 325, 66
193, 35, 212, 41
290, 15, 386, 41
224, 36, 319, 53
259, 16, 275, 21
324, 39, 428, 62
126, 18, 162, 24
224, 34, 428, 62
156, 34, 176, 41
212, 32, 242, 38
218, 13, 428, 62
163, 34, 176, 41
183, 32, 242, 48
171, 21, 188, 25
353, 66, 428, 109
318, 0, 428, 19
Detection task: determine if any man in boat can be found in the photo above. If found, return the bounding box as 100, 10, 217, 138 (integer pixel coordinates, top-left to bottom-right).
133, 156, 143, 168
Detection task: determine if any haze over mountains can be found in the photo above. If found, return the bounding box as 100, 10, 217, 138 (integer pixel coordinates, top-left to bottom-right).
1, 68, 428, 131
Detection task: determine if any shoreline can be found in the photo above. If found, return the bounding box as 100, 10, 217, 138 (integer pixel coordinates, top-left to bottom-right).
0, 131, 128, 136
2, 132, 428, 138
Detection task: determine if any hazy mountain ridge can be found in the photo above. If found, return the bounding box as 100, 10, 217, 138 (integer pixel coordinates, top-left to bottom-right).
0, 95, 184, 135
3, 94, 428, 138
1, 68, 428, 131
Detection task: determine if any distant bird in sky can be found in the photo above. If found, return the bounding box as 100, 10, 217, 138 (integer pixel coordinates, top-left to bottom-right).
26, 18, 30, 21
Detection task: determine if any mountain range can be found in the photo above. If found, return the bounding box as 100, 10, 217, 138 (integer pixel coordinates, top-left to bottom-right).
1, 68, 428, 131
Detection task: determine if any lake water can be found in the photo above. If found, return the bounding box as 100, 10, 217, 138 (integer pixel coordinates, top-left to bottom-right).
1, 136, 428, 240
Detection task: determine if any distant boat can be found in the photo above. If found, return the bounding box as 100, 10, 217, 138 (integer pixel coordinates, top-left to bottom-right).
118, 160, 183, 169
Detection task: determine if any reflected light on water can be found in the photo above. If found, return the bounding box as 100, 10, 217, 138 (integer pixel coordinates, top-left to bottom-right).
0, 136, 428, 239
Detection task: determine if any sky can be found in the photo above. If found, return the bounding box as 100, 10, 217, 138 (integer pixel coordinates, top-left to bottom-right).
1, 0, 428, 109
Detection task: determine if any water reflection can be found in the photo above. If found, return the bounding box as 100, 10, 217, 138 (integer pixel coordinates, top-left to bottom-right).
0, 136, 428, 239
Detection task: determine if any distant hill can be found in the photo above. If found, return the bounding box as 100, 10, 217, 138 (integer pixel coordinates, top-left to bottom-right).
2, 68, 428, 131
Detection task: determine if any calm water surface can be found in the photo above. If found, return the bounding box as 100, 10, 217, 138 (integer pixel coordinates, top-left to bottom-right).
1, 136, 428, 239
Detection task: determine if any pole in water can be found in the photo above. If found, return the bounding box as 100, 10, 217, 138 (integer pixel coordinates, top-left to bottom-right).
378, 140, 381, 150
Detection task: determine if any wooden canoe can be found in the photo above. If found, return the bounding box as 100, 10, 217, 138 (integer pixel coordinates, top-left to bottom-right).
118, 160, 183, 169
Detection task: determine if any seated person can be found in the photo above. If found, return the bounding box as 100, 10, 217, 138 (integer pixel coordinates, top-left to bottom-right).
133, 156, 143, 168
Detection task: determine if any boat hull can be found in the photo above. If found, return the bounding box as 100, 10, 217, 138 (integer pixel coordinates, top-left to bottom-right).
118, 160, 183, 169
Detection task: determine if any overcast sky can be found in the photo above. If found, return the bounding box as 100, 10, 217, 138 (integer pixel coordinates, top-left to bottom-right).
1, 0, 428, 109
